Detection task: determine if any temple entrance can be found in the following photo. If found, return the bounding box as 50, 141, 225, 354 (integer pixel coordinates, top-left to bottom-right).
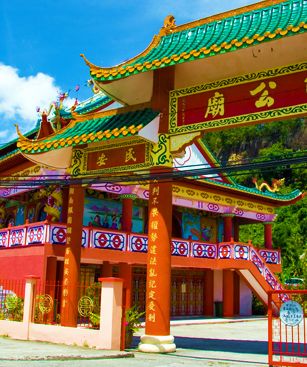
171, 270, 204, 316
133, 267, 204, 317
132, 267, 147, 311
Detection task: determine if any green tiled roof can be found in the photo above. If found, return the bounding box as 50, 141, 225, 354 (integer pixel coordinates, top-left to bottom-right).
17, 108, 159, 154
203, 177, 302, 201
0, 127, 39, 163
59, 93, 113, 119
85, 0, 307, 81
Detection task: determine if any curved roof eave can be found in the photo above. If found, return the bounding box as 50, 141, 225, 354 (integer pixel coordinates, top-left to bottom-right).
81, 0, 307, 82
16, 105, 159, 154
199, 177, 303, 205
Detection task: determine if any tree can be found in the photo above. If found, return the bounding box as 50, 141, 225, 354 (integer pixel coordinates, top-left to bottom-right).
204, 118, 307, 280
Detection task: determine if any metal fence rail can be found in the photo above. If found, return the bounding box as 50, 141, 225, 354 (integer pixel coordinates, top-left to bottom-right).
0, 279, 25, 322
34, 280, 102, 328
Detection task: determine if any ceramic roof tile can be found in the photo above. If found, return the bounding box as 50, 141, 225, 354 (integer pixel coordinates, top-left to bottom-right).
17, 108, 159, 154
59, 93, 113, 119
85, 0, 307, 81
203, 177, 302, 202
0, 127, 39, 163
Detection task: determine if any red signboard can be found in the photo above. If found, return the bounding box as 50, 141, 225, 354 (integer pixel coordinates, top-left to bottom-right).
169, 63, 307, 134
86, 142, 148, 172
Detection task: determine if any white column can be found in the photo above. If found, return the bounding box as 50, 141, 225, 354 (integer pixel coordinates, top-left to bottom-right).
23, 276, 38, 339
99, 277, 123, 350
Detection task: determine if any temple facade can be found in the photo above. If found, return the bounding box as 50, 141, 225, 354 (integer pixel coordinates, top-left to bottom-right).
0, 0, 306, 352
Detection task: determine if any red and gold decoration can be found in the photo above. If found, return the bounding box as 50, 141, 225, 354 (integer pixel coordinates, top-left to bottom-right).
86, 141, 148, 173
170, 63, 307, 134
145, 179, 172, 335
61, 185, 85, 327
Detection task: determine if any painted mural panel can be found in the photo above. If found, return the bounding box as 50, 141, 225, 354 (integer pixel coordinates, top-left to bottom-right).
16, 207, 25, 226
182, 212, 217, 242
200, 217, 217, 243
83, 196, 144, 233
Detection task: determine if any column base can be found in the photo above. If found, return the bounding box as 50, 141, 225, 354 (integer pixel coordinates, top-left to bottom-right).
138, 334, 176, 353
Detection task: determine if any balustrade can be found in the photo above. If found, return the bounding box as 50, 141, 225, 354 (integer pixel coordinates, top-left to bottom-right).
0, 222, 281, 265
0, 222, 285, 295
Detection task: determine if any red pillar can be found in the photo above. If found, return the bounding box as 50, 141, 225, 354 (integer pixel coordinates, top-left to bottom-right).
119, 263, 133, 350
45, 256, 57, 323
145, 180, 172, 335
101, 261, 113, 277
61, 185, 85, 327
223, 270, 235, 317
233, 271, 240, 315
233, 218, 240, 242
203, 269, 214, 316
223, 215, 234, 242
60, 187, 69, 223
139, 180, 175, 352
121, 195, 136, 232
119, 263, 132, 310
45, 256, 57, 284
264, 222, 273, 249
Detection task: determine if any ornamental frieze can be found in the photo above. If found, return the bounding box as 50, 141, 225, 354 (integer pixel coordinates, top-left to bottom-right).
172, 184, 275, 215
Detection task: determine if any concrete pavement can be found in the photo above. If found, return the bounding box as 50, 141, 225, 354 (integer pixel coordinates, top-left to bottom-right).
0, 318, 270, 367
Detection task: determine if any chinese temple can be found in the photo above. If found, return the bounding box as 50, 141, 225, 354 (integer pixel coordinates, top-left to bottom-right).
0, 0, 306, 353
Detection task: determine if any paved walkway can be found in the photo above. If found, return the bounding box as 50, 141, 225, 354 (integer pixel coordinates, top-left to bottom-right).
0, 318, 269, 367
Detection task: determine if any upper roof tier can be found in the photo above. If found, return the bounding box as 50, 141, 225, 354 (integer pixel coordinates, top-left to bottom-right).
82, 0, 307, 83
59, 92, 113, 119
16, 106, 158, 154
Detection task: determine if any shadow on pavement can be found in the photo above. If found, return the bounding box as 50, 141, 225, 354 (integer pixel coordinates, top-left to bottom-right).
131, 336, 268, 355
171, 336, 267, 354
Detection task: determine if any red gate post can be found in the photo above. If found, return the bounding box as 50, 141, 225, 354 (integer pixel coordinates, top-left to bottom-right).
60, 185, 85, 327
268, 289, 307, 367
268, 290, 273, 367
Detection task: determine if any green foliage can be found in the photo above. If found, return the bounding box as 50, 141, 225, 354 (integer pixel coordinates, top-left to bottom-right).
125, 305, 145, 348
0, 310, 6, 320
273, 196, 307, 281
252, 294, 266, 315
85, 282, 102, 328
5, 295, 24, 321
239, 223, 264, 247
89, 312, 100, 327
125, 305, 145, 334
204, 118, 307, 283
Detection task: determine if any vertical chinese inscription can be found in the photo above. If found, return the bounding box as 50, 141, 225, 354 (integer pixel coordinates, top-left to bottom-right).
147, 181, 160, 323
62, 187, 74, 310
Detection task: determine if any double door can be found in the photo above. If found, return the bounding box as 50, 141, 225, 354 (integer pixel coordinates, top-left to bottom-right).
132, 267, 204, 316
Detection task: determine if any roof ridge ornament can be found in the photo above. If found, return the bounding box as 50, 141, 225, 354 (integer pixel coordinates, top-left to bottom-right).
14, 124, 28, 142
252, 177, 285, 193
159, 15, 176, 36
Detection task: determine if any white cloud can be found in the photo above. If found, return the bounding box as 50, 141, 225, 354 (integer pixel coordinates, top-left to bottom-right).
0, 63, 74, 138
0, 129, 9, 139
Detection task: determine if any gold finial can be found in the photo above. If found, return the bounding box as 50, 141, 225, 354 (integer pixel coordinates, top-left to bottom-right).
160, 15, 176, 36
80, 54, 100, 73
80, 53, 91, 67
88, 79, 101, 94
14, 124, 27, 141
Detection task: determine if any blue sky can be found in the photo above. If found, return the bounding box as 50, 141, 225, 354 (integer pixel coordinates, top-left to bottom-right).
0, 0, 258, 144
